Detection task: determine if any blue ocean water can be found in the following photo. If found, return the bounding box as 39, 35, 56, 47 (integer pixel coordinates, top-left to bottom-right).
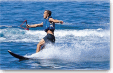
0, 1, 110, 70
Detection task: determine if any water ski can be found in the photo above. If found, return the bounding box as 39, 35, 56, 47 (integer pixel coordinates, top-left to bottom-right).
8, 50, 29, 60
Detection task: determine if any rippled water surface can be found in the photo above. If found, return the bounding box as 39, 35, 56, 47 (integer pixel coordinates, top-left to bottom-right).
0, 0, 110, 70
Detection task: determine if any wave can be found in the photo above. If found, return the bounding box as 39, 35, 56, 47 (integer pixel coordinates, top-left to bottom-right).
25, 43, 110, 62
0, 28, 110, 62
0, 28, 110, 42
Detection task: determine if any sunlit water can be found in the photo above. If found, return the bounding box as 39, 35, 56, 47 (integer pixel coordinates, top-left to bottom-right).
0, 0, 110, 70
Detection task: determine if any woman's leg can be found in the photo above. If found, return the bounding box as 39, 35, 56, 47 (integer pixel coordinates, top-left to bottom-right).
36, 39, 45, 53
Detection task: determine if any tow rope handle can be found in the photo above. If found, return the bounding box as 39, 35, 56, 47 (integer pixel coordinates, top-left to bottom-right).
20, 20, 29, 30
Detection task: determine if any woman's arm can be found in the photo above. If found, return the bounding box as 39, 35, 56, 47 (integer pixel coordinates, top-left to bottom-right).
49, 18, 63, 24
26, 22, 43, 28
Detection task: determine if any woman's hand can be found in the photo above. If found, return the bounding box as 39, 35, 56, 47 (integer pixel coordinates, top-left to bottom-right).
59, 21, 63, 24
26, 24, 30, 28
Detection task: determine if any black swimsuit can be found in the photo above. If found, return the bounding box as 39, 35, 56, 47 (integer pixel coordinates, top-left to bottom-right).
43, 33, 55, 44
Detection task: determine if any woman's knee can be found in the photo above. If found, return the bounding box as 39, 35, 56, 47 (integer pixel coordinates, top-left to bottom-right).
38, 39, 45, 46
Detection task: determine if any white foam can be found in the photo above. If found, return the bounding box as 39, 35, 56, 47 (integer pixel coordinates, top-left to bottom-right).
25, 43, 109, 62
0, 37, 6, 42
0, 28, 109, 62
55, 29, 110, 38
0, 28, 110, 42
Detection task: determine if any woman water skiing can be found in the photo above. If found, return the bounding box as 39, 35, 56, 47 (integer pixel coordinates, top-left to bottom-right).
27, 10, 63, 53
